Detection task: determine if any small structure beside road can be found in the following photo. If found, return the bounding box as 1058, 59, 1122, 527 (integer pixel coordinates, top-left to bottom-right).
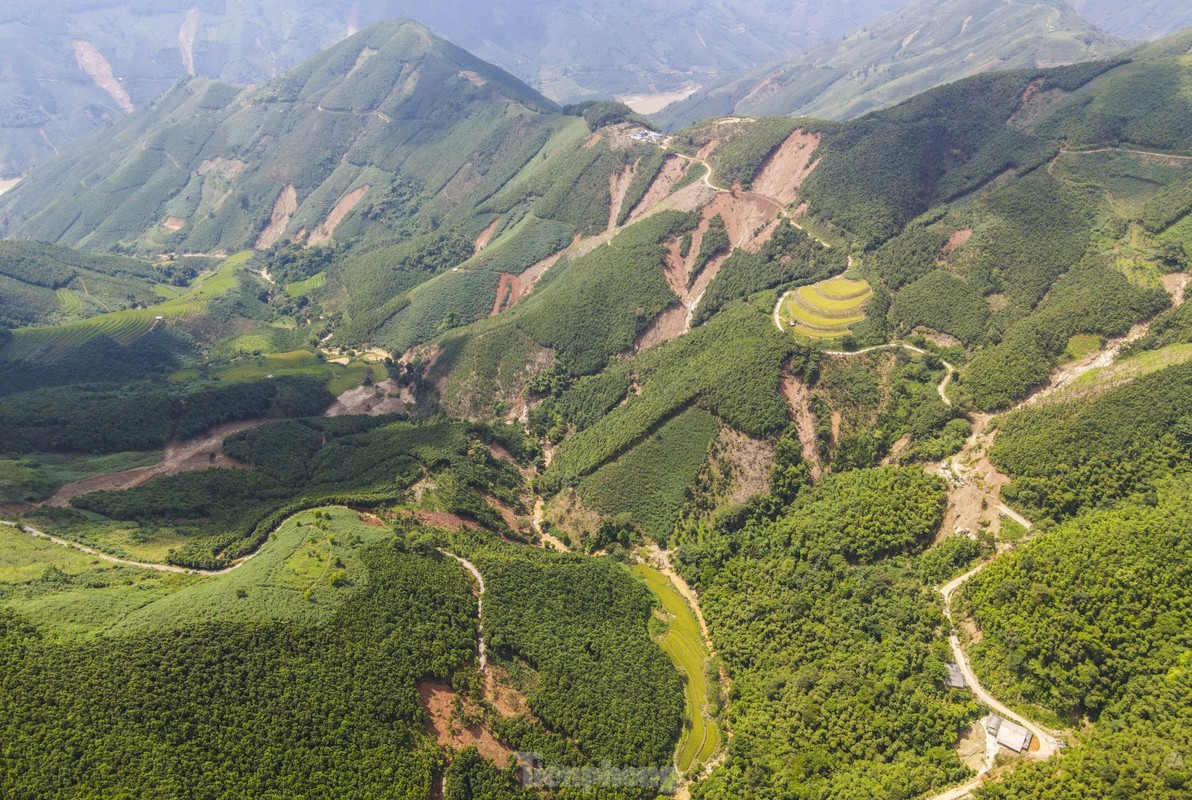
984, 714, 1033, 753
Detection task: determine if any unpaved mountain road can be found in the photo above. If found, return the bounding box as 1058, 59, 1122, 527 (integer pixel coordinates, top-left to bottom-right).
0, 520, 253, 575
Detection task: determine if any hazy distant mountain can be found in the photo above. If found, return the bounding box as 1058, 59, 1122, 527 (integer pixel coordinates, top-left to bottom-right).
658, 0, 1125, 129
0, 0, 912, 177
1070, 0, 1192, 40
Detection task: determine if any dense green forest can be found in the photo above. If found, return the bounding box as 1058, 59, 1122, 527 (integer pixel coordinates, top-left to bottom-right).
0, 545, 476, 799
675, 467, 978, 800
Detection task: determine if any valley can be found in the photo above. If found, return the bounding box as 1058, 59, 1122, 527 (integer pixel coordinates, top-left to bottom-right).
2, 9, 1192, 800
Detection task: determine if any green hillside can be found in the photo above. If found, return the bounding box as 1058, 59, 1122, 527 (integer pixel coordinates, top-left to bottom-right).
658, 0, 1125, 129
5, 17, 1192, 800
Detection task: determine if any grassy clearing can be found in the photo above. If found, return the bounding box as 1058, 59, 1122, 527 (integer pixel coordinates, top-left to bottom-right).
0, 507, 392, 641
2, 251, 252, 361
285, 271, 326, 297
112, 507, 392, 633
1061, 333, 1103, 362
632, 563, 720, 773
0, 526, 199, 640
212, 349, 388, 395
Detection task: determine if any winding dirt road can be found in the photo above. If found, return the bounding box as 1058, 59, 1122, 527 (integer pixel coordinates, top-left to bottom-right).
440, 549, 488, 672
0, 520, 253, 575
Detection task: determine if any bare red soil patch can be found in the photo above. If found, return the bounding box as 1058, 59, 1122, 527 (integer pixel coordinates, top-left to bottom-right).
255, 183, 297, 249
307, 184, 369, 245
634, 304, 689, 352
626, 155, 687, 224
608, 162, 638, 232
419, 681, 516, 766
781, 374, 823, 480
474, 218, 500, 253
491, 273, 523, 316
943, 229, 973, 253
750, 130, 821, 207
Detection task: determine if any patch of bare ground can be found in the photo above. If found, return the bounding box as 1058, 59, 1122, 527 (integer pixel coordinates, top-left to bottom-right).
881, 434, 912, 467
519, 250, 565, 292
254, 183, 297, 249
484, 664, 531, 719
961, 616, 984, 645
400, 509, 484, 532
749, 130, 821, 207
440, 162, 482, 204
1020, 323, 1150, 407
307, 184, 369, 245
45, 419, 266, 507
197, 157, 248, 179
626, 155, 687, 224
178, 8, 199, 76
780, 374, 823, 480
324, 378, 411, 417
608, 162, 638, 232
418, 681, 516, 765
830, 410, 842, 448
474, 218, 500, 253
921, 330, 963, 348
933, 413, 1011, 542
543, 487, 600, 545
162, 217, 185, 231
662, 191, 782, 331
717, 428, 775, 503
958, 721, 988, 771
634, 303, 689, 352
491, 273, 523, 316
943, 229, 973, 254
357, 512, 387, 528
72, 40, 134, 113
1010, 78, 1068, 129
1162, 272, 1189, 306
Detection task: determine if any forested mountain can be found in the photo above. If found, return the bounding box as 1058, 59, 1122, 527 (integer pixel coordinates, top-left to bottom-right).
658, 0, 1125, 128
0, 0, 912, 178
3, 13, 1192, 800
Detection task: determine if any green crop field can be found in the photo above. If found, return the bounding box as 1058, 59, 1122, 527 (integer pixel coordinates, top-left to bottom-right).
54, 288, 83, 315
778, 274, 872, 340
1, 252, 252, 361
285, 271, 326, 297
633, 563, 721, 773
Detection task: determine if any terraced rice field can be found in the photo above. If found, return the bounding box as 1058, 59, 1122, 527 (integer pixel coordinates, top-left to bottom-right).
779, 274, 872, 339
55, 288, 84, 315
1, 252, 251, 361
633, 563, 721, 774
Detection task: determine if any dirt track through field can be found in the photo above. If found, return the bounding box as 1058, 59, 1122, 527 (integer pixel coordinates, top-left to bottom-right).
45, 419, 266, 507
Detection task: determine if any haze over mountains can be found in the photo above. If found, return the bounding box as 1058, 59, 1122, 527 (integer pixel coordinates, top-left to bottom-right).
2, 4, 1192, 800
0, 0, 911, 177
7, 0, 1192, 178
658, 0, 1126, 128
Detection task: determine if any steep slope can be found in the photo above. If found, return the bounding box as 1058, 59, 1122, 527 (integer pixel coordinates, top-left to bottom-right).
658, 0, 1125, 129
0, 0, 914, 178
0, 18, 559, 257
